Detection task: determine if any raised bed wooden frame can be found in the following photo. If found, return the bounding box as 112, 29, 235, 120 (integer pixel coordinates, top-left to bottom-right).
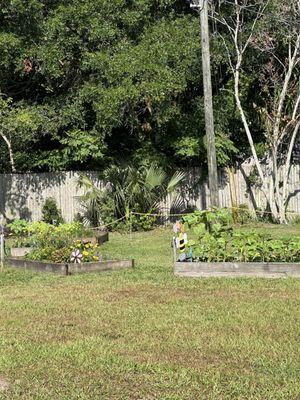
6, 257, 133, 275
174, 261, 300, 278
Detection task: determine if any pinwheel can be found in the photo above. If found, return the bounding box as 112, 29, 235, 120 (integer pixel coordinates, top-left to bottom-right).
70, 249, 83, 264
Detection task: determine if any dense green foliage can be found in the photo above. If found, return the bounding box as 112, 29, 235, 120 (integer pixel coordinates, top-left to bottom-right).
7, 220, 103, 262
27, 239, 103, 263
2, 0, 291, 173
183, 209, 300, 262
78, 163, 185, 227
41, 197, 64, 224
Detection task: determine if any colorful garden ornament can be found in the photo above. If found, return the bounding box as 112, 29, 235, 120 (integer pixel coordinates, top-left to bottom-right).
70, 249, 83, 264
173, 220, 188, 262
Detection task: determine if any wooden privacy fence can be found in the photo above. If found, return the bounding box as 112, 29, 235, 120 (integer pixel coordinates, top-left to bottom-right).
0, 162, 299, 222
0, 171, 101, 222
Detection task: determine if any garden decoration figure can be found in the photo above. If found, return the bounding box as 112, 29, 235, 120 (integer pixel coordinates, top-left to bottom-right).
70, 249, 83, 264
173, 220, 188, 262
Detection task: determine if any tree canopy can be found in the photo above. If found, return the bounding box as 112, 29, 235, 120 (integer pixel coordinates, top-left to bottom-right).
0, 0, 297, 175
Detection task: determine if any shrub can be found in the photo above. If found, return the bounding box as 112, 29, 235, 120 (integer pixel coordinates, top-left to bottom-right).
42, 198, 64, 225
7, 219, 29, 237
27, 221, 86, 249
234, 204, 253, 224
290, 214, 300, 225
131, 213, 157, 231
77, 163, 185, 229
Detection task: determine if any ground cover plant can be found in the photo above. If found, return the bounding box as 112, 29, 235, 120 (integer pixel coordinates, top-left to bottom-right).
183, 209, 300, 262
0, 224, 300, 399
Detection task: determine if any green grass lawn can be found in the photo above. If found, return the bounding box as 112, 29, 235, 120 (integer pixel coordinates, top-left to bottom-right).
0, 225, 300, 399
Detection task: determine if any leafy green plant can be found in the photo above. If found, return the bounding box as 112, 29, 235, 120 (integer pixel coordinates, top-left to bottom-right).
27, 221, 86, 249
77, 162, 185, 228
234, 204, 253, 224
27, 221, 53, 236
24, 221, 98, 263
42, 198, 64, 225
183, 208, 233, 235
26, 239, 103, 263
9, 237, 33, 249
184, 209, 300, 262
7, 219, 29, 237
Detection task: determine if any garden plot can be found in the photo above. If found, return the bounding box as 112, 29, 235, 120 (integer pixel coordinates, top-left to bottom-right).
173, 209, 300, 278
5, 220, 130, 275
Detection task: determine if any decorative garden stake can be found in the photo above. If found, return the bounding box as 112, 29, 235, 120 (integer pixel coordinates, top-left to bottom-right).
70, 249, 83, 264
173, 221, 188, 262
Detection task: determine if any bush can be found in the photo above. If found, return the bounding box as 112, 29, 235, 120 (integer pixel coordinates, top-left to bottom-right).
131, 213, 157, 231
77, 163, 185, 229
290, 214, 300, 225
7, 219, 29, 237
42, 198, 64, 225
234, 204, 253, 224
27, 221, 86, 249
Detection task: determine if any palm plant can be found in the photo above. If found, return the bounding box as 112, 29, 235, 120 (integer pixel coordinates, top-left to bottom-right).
77, 163, 185, 226
76, 174, 106, 227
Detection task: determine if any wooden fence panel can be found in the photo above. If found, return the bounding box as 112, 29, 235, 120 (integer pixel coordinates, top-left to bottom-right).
0, 164, 299, 222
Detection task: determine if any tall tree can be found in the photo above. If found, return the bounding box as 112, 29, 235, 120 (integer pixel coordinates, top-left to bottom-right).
213, 0, 300, 222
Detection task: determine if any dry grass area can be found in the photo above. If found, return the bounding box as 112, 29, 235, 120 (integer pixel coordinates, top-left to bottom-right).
0, 225, 300, 399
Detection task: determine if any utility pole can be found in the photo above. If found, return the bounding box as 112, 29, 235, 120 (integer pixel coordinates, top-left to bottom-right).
190, 0, 219, 208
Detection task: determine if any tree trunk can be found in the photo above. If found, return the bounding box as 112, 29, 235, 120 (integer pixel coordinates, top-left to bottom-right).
0, 133, 16, 172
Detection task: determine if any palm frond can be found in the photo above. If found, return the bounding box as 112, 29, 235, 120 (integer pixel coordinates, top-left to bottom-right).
167, 171, 186, 194
144, 164, 166, 191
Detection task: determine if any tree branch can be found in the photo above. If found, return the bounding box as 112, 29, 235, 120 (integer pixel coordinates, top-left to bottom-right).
274, 33, 300, 141
282, 120, 300, 205
0, 132, 16, 172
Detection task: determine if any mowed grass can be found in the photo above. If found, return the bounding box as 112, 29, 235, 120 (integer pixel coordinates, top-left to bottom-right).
0, 225, 300, 399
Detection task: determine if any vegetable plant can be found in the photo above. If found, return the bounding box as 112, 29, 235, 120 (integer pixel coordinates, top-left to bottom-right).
183, 209, 300, 263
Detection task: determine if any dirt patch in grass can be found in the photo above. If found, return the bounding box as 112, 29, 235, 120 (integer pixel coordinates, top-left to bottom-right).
0, 377, 9, 392
104, 285, 297, 303
102, 287, 139, 302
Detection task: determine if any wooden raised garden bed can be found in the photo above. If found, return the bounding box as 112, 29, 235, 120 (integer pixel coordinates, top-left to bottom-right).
6, 257, 133, 276
174, 261, 300, 278
10, 247, 33, 258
